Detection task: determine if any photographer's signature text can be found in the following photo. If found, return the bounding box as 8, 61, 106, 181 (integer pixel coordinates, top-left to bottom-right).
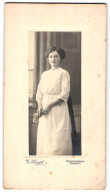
26, 159, 47, 166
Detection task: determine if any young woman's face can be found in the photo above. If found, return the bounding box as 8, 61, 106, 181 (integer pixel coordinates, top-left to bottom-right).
48, 51, 61, 68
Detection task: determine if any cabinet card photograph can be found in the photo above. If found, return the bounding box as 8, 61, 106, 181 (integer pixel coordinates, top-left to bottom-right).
4, 3, 106, 190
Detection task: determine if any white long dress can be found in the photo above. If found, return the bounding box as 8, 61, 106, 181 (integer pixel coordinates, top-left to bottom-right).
36, 67, 72, 155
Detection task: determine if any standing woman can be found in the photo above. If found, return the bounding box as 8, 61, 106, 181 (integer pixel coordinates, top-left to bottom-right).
36, 46, 72, 155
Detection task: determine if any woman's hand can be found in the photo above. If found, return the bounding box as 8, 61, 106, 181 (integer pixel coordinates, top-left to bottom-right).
33, 112, 39, 123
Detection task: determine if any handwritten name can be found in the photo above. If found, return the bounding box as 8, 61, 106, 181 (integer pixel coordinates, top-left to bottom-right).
26, 159, 47, 166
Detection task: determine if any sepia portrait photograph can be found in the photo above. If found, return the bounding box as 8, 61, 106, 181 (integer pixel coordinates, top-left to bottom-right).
4, 3, 106, 190
28, 32, 81, 156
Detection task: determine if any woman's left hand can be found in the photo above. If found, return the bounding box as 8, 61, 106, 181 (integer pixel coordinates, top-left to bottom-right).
43, 104, 51, 115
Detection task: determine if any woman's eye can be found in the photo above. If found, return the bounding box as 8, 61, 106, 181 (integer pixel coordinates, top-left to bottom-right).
49, 55, 59, 58
55, 55, 58, 58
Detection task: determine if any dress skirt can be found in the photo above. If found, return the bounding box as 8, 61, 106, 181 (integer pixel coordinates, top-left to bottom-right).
36, 94, 72, 155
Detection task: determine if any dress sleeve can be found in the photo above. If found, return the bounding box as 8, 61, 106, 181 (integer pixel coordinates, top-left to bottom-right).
36, 73, 44, 105
58, 71, 70, 101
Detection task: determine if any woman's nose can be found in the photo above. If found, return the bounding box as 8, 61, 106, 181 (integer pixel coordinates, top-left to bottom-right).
52, 57, 55, 60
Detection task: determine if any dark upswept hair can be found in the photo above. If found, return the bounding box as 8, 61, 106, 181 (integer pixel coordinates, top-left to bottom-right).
45, 46, 66, 60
